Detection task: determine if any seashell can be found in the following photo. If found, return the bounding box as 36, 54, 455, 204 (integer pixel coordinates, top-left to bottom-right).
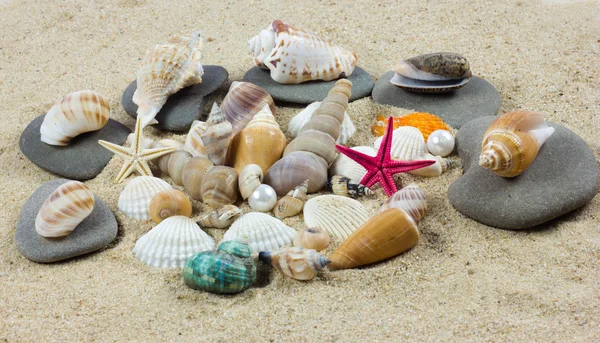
133, 32, 204, 128
283, 129, 337, 165
158, 150, 191, 186
479, 111, 555, 178
409, 153, 452, 177
238, 164, 263, 200
197, 205, 242, 229
118, 176, 172, 220
133, 216, 215, 268
288, 101, 356, 144
328, 146, 376, 184
201, 166, 239, 208
223, 212, 296, 254
259, 247, 330, 281
183, 239, 256, 294
181, 157, 214, 201
248, 20, 358, 84
148, 189, 193, 224
127, 133, 161, 150
273, 180, 308, 219
374, 126, 428, 161
293, 226, 330, 252
327, 175, 373, 198
391, 53, 472, 93
40, 90, 110, 146
184, 120, 208, 158
35, 181, 95, 238
201, 103, 232, 165
265, 151, 328, 196
371, 113, 450, 140
303, 195, 371, 240
158, 139, 184, 150
221, 81, 276, 136
379, 184, 427, 223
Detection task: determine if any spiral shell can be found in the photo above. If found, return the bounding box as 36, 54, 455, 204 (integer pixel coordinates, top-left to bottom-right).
35, 181, 95, 238
327, 175, 373, 198
328, 146, 376, 184
40, 90, 110, 146
184, 120, 208, 158
158, 150, 191, 186
283, 129, 337, 165
197, 205, 242, 229
223, 212, 296, 254
201, 166, 239, 208
273, 180, 308, 219
288, 101, 356, 145
148, 189, 193, 224
238, 164, 263, 200
265, 151, 328, 196
201, 103, 232, 166
182, 157, 214, 201
118, 176, 172, 220
293, 227, 330, 252
303, 195, 371, 240
259, 247, 330, 281
379, 184, 427, 223
221, 81, 276, 136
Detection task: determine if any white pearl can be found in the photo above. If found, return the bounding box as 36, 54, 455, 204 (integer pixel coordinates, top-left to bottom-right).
248, 184, 278, 212
427, 130, 455, 157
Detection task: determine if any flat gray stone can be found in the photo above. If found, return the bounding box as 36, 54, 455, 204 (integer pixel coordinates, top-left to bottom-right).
448, 117, 599, 229
372, 71, 501, 128
16, 179, 118, 263
19, 115, 130, 181
242, 66, 373, 104
122, 65, 228, 132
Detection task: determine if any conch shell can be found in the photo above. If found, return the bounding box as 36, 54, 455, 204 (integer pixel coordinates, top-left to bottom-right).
133, 32, 204, 128
40, 90, 109, 146
201, 103, 232, 165
273, 180, 308, 219
479, 111, 555, 178
259, 247, 330, 281
221, 82, 276, 136
248, 20, 358, 84
197, 205, 242, 229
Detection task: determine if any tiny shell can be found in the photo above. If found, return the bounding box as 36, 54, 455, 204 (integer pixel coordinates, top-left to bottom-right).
118, 176, 172, 220
293, 227, 330, 252
197, 205, 242, 229
201, 103, 232, 165
148, 189, 193, 224
238, 164, 263, 200
328, 146, 376, 184
201, 166, 239, 208
223, 212, 296, 254
327, 175, 373, 198
221, 81, 276, 136
303, 195, 371, 240
184, 120, 208, 158
288, 101, 356, 145
273, 180, 308, 219
259, 247, 330, 281
182, 157, 214, 201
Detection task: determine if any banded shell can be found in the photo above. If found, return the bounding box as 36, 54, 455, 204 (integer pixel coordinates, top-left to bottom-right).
182, 157, 214, 201
328, 146, 376, 184
201, 103, 232, 165
379, 184, 427, 223
293, 227, 330, 252
284, 129, 337, 165
201, 166, 239, 208
197, 205, 242, 229
249, 20, 358, 84
158, 150, 191, 186
273, 180, 308, 219
184, 120, 208, 158
118, 176, 172, 220
327, 175, 373, 198
221, 81, 276, 136
40, 90, 110, 146
288, 101, 356, 144
35, 181, 95, 238
238, 164, 263, 200
148, 189, 192, 224
133, 32, 204, 128
371, 113, 451, 140
391, 53, 472, 93
133, 216, 215, 268
259, 247, 330, 281
265, 151, 328, 196
223, 212, 296, 254
303, 195, 371, 240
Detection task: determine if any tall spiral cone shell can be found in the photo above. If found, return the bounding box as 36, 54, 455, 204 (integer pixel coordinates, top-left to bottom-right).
479, 111, 555, 178
201, 103, 232, 166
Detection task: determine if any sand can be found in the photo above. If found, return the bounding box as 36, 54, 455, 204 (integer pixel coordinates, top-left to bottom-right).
1, 0, 599, 341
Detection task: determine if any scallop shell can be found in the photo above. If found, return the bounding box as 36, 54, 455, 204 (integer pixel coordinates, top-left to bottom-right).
35, 181, 95, 238
40, 90, 110, 146
197, 205, 242, 229
133, 32, 204, 128
303, 195, 371, 240
265, 151, 328, 196
184, 120, 208, 158
223, 212, 296, 254
148, 189, 192, 224
259, 247, 330, 281
248, 20, 358, 84
273, 179, 308, 219
293, 226, 330, 252
133, 216, 215, 268
201, 166, 239, 208
238, 164, 263, 200
201, 103, 232, 165
288, 101, 356, 145
118, 176, 172, 220
221, 81, 276, 136
380, 184, 427, 223
374, 126, 427, 161
328, 146, 376, 184
182, 157, 214, 201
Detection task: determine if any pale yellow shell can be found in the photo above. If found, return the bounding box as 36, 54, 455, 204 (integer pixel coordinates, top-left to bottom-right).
303, 195, 371, 240
273, 180, 308, 219
201, 166, 239, 208
148, 189, 193, 224
201, 103, 232, 165
184, 120, 208, 158
293, 226, 330, 252
238, 164, 263, 200
182, 157, 214, 201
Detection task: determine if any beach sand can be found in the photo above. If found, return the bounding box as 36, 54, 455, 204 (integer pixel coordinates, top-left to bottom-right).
1, 0, 599, 341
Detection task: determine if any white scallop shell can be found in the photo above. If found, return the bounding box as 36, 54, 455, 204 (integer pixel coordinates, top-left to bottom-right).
328, 146, 376, 184
303, 195, 371, 240
132, 216, 215, 268
288, 101, 356, 145
223, 212, 296, 254
184, 120, 208, 158
118, 176, 172, 220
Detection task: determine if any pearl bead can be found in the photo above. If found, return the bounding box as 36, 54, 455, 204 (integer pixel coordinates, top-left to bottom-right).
427, 130, 455, 157
248, 184, 278, 212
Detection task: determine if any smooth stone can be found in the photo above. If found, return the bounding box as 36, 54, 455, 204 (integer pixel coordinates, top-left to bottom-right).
122, 65, 228, 132
16, 179, 118, 263
242, 66, 374, 104
19, 115, 130, 181
372, 71, 501, 128
448, 116, 599, 230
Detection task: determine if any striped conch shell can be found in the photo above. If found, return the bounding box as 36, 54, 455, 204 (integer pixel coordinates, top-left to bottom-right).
35, 181, 95, 238
249, 20, 358, 84
201, 103, 232, 165
184, 120, 208, 158
221, 82, 276, 136
40, 90, 109, 146
479, 111, 555, 178
259, 247, 330, 281
133, 32, 204, 128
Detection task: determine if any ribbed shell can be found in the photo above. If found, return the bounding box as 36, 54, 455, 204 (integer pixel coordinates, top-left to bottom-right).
374, 126, 427, 161
133, 216, 215, 268
118, 176, 172, 220
223, 212, 296, 254
379, 184, 427, 223
221, 81, 276, 136
371, 113, 451, 140
303, 195, 371, 240
40, 90, 109, 146
184, 120, 208, 158
288, 101, 356, 145
328, 146, 376, 184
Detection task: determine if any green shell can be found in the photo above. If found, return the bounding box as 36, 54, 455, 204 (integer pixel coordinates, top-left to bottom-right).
217, 240, 251, 258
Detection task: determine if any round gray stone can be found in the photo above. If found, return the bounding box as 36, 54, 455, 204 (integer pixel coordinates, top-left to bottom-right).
448, 116, 599, 229
19, 115, 130, 181
372, 71, 501, 128
242, 66, 374, 104
122, 65, 228, 132
16, 179, 118, 263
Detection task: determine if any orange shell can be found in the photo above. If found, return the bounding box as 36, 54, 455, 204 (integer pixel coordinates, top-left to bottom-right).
370, 112, 450, 140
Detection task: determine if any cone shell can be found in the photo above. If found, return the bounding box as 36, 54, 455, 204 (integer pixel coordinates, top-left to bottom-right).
184, 120, 208, 158
133, 32, 204, 128
40, 90, 109, 146
223, 212, 296, 254
379, 184, 427, 223
259, 247, 330, 281
133, 216, 215, 268
327, 175, 373, 198
182, 157, 214, 201
148, 189, 193, 224
303, 195, 371, 240
393, 52, 471, 81
265, 151, 328, 196
372, 113, 450, 140
238, 164, 263, 200
201, 103, 232, 165
35, 181, 95, 238
201, 166, 239, 208
118, 176, 172, 220
197, 205, 242, 229
284, 129, 337, 165
293, 226, 330, 252
222, 81, 276, 136
273, 180, 308, 219
328, 146, 376, 184
288, 101, 356, 145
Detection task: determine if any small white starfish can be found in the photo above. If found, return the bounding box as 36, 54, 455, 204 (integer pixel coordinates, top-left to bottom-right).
98, 116, 176, 183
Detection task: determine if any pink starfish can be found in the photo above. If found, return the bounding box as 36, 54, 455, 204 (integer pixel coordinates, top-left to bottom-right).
335, 117, 436, 197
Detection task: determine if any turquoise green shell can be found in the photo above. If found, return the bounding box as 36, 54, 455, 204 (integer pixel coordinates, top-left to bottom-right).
217, 240, 251, 258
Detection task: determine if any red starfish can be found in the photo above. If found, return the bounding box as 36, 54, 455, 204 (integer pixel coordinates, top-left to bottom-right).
335, 117, 436, 197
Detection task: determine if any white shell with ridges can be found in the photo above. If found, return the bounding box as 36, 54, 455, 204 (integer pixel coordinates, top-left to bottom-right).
118, 176, 172, 220
223, 212, 296, 254
288, 101, 356, 144
303, 195, 371, 240
328, 146, 376, 184
373, 126, 427, 161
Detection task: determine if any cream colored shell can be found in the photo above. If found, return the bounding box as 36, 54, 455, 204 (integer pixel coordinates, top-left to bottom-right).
303, 195, 371, 240
328, 146, 376, 184
184, 120, 208, 158
288, 101, 356, 145
118, 176, 172, 220
223, 212, 296, 254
